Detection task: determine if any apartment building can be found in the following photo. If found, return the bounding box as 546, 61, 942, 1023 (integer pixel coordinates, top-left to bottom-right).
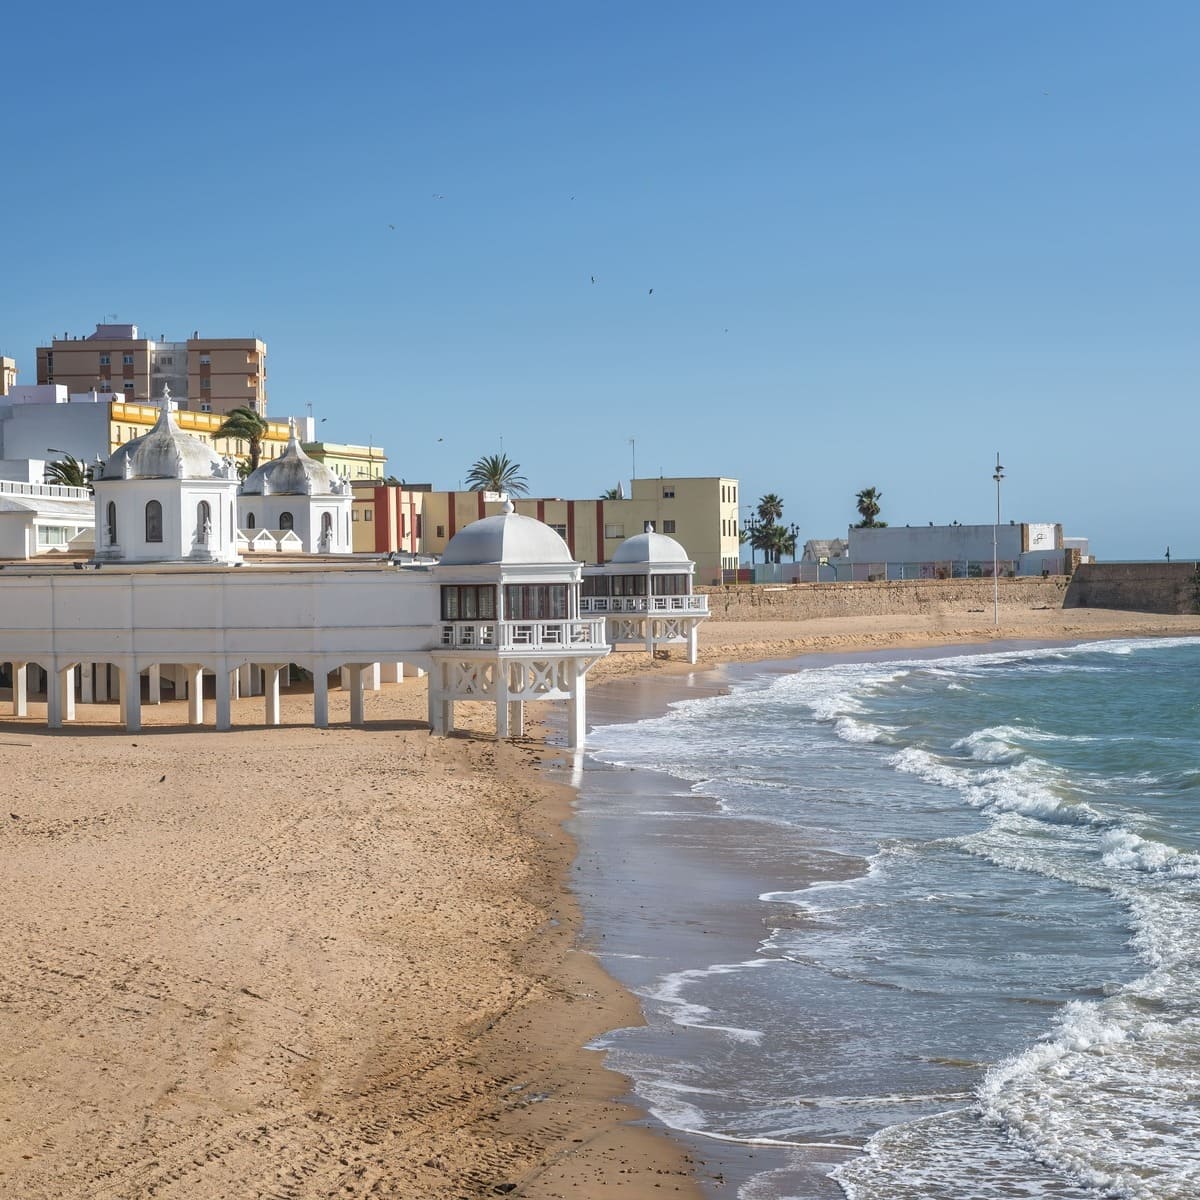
355, 476, 740, 583
1, 356, 16, 395
36, 323, 266, 416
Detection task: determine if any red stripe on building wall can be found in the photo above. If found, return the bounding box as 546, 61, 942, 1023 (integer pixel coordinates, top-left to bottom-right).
393, 490, 404, 553
477, 491, 486, 520
536, 499, 545, 523
447, 492, 457, 540
594, 501, 604, 565
374, 486, 388, 553
566, 500, 576, 557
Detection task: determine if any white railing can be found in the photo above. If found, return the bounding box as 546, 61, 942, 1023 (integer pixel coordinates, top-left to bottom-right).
581, 595, 709, 615
0, 479, 92, 501
439, 618, 608, 650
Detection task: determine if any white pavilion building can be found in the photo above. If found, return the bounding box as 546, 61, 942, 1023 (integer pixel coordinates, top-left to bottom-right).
0, 407, 643, 743
582, 529, 709, 662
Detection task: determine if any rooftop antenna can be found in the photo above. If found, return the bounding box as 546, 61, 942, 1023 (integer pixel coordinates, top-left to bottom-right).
628, 437, 636, 486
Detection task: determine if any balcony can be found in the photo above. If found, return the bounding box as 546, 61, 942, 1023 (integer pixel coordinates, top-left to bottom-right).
581, 595, 709, 615
439, 618, 608, 651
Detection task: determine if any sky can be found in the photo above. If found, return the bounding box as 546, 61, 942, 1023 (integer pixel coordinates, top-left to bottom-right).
3, 1, 1197, 559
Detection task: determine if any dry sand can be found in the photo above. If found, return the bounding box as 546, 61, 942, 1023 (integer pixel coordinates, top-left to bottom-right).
1, 603, 1198, 1199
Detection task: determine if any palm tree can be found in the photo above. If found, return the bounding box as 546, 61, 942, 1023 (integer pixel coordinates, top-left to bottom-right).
756, 493, 784, 526
855, 487, 887, 528
464, 453, 529, 497
214, 405, 270, 472
45, 454, 93, 490
600, 486, 623, 500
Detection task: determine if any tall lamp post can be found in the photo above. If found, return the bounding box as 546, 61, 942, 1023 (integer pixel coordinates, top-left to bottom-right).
992, 453, 1005, 627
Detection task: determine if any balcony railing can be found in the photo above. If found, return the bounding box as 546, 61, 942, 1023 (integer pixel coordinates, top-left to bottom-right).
581, 595, 709, 615
439, 618, 608, 651
0, 479, 92, 501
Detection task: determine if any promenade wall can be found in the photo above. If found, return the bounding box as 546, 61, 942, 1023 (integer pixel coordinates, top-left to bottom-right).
1063, 563, 1200, 615
698, 577, 1069, 622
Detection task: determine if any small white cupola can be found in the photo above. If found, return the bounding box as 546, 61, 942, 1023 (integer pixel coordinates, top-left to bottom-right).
581, 527, 708, 662
93, 386, 241, 564
237, 419, 352, 553
428, 501, 608, 745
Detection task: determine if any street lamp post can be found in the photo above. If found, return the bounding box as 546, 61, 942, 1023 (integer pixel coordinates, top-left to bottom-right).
992, 452, 1005, 627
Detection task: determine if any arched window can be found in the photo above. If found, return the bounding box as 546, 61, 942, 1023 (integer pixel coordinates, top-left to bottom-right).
197, 500, 211, 544
106, 501, 117, 546
145, 499, 163, 543
321, 512, 333, 541
279, 511, 294, 531
247, 512, 256, 529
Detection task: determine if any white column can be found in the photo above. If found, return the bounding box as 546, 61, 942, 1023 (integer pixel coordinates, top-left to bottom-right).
62, 666, 76, 722
119, 667, 141, 734
215, 668, 232, 731
230, 667, 241, 701
264, 666, 281, 726
147, 663, 161, 705
380, 662, 402, 684
239, 663, 254, 697
349, 665, 366, 726
95, 664, 110, 703
567, 664, 586, 749
509, 700, 525, 738
46, 667, 62, 729
313, 669, 329, 729
187, 666, 204, 726
11, 662, 28, 717
687, 621, 699, 665
80, 663, 94, 704
367, 662, 381, 691
645, 617, 655, 655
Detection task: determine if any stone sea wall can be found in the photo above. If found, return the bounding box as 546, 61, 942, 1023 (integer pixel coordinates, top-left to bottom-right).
698, 577, 1070, 622
1063, 562, 1200, 615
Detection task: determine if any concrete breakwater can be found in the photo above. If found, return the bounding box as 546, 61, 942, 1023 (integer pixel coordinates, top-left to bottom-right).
698, 577, 1069, 622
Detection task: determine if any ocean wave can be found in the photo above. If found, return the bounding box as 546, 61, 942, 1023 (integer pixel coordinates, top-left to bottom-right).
890, 747, 1104, 828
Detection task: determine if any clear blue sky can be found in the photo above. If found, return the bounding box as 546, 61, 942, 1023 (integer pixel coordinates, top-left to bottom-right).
3, 1, 1197, 558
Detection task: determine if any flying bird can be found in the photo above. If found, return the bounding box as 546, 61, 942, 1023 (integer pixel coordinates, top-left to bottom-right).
590, 275, 596, 284
648, 288, 654, 295
388, 224, 395, 230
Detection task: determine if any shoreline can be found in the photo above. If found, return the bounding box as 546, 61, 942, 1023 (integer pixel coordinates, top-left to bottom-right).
1, 608, 1198, 1199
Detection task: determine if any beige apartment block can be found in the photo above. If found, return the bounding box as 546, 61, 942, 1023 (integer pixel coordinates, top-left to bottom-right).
186, 337, 266, 415
364, 476, 740, 582
1, 356, 17, 395
37, 323, 266, 416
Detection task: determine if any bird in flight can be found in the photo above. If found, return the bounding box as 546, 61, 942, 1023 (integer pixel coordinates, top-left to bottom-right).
432, 193, 446, 200
591, 275, 596, 284
648, 288, 654, 295
388, 224, 395, 230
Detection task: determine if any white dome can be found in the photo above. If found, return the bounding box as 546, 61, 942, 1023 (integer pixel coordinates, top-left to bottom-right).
610, 531, 691, 564
441, 509, 573, 566
102, 405, 230, 481
241, 423, 344, 496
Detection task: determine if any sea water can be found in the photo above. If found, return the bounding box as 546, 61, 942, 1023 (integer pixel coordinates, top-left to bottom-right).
579, 638, 1200, 1199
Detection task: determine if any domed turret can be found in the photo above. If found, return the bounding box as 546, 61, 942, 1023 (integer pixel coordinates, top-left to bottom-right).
241, 420, 347, 497
610, 530, 691, 565
440, 501, 572, 566
102, 401, 234, 482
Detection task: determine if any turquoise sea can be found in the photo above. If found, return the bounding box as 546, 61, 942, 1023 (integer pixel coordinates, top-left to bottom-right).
574, 638, 1200, 1199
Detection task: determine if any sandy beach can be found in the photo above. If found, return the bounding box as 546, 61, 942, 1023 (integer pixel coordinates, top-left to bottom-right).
2, 602, 1199, 1199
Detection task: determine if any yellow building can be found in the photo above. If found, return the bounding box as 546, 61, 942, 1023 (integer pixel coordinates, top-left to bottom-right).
304, 441, 388, 486
357, 477, 740, 583
37, 323, 266, 416
1, 356, 16, 395
107, 402, 294, 468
